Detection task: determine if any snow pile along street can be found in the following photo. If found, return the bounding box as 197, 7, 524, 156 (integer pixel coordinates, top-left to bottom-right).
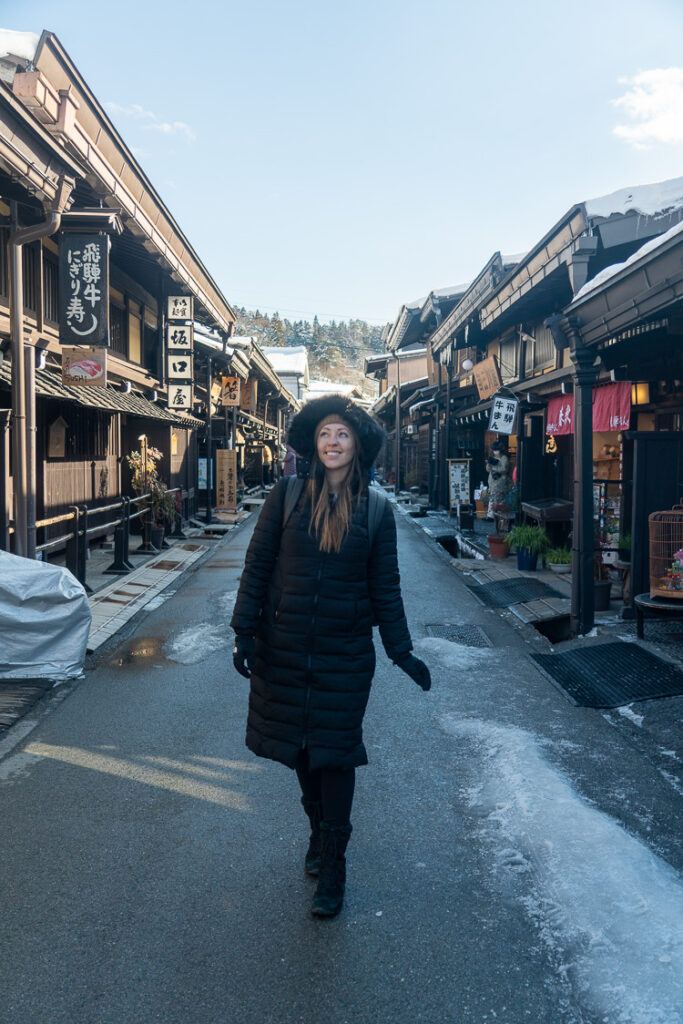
441, 715, 683, 1024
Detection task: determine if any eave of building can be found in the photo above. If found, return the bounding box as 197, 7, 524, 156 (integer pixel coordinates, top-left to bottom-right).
18, 31, 236, 333
430, 252, 515, 355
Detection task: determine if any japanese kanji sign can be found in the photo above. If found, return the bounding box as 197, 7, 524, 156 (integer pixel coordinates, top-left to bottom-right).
240, 379, 258, 414
216, 449, 238, 511
473, 356, 502, 401
220, 376, 241, 407
448, 458, 471, 510
488, 393, 518, 435
168, 385, 193, 409
167, 295, 193, 321
166, 324, 193, 350
59, 233, 109, 345
61, 346, 107, 388
167, 353, 194, 381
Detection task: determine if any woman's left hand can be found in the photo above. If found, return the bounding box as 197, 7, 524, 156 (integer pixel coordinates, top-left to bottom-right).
394, 653, 431, 691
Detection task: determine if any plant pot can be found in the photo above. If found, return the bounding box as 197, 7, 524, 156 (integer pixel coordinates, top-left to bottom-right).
516, 548, 538, 571
150, 524, 165, 551
548, 562, 571, 574
594, 579, 612, 611
488, 535, 509, 560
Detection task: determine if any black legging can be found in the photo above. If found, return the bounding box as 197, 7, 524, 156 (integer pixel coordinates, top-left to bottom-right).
295, 750, 355, 827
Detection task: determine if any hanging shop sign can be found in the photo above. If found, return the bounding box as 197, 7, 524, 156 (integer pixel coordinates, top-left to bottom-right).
545, 382, 631, 436
166, 353, 194, 381
168, 384, 194, 409
166, 323, 193, 350
61, 346, 107, 387
240, 379, 258, 414
489, 393, 519, 435
448, 458, 471, 510
216, 449, 238, 511
167, 295, 194, 321
59, 234, 110, 345
220, 376, 241, 407
473, 356, 502, 401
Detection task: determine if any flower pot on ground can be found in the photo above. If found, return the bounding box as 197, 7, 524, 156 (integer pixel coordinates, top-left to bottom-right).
546, 547, 572, 574
488, 535, 509, 560
594, 580, 612, 611
506, 524, 550, 572
150, 523, 165, 551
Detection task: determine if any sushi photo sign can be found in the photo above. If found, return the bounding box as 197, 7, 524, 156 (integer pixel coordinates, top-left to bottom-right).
61, 346, 108, 388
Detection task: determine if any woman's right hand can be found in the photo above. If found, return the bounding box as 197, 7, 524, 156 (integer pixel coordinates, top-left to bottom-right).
233, 635, 256, 679
393, 653, 432, 691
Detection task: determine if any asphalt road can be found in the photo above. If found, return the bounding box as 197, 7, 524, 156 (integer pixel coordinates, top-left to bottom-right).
1, 509, 681, 1024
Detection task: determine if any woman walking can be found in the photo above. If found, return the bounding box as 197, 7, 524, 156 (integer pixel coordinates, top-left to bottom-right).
230, 396, 431, 918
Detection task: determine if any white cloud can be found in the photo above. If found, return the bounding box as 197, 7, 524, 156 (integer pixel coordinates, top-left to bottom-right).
613, 68, 683, 149
105, 101, 196, 142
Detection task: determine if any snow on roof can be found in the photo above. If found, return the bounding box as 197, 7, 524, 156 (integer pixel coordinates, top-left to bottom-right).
501, 252, 527, 266
0, 29, 39, 63
572, 217, 683, 302
431, 283, 471, 299
260, 345, 309, 376
306, 380, 359, 399
584, 176, 683, 219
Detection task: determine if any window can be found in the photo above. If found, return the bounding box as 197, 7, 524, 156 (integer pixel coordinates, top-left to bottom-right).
43, 255, 58, 324
0, 227, 8, 298
524, 325, 555, 375
143, 321, 159, 376
128, 304, 142, 363
499, 338, 518, 383
22, 243, 38, 312
110, 302, 127, 356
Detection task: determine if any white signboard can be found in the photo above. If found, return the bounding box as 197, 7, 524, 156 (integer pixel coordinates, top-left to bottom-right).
167, 295, 194, 321
167, 353, 193, 381
168, 384, 193, 409
166, 324, 193, 350
488, 394, 519, 435
448, 459, 470, 510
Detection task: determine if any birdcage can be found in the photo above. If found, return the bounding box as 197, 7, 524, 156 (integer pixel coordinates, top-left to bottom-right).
649, 502, 683, 599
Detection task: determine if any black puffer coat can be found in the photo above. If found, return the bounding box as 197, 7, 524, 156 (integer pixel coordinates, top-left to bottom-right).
230, 480, 413, 770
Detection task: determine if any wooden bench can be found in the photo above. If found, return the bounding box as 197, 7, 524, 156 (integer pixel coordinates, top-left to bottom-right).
634, 592, 683, 639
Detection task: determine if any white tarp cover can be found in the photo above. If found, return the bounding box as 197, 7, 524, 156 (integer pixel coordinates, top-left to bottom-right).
0, 551, 91, 680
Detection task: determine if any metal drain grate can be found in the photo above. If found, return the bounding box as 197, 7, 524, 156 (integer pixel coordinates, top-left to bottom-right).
465, 577, 562, 608
531, 641, 683, 708
425, 624, 492, 648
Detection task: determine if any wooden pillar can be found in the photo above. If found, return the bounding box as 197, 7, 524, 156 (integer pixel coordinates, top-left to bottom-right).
0, 409, 11, 551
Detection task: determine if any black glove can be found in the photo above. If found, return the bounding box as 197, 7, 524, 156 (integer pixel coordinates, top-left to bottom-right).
233, 635, 256, 679
394, 653, 431, 691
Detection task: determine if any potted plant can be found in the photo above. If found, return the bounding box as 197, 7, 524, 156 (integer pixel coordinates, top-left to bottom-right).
149, 481, 177, 549
488, 534, 509, 560
506, 524, 550, 571
594, 555, 612, 611
618, 533, 632, 562
546, 547, 572, 574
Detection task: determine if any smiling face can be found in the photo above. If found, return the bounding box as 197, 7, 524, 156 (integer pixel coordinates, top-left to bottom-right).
315, 419, 356, 476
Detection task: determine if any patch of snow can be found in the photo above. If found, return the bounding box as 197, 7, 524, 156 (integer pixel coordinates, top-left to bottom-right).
658, 748, 681, 762
217, 591, 238, 618
144, 594, 171, 611
585, 175, 683, 219
617, 704, 645, 728
501, 251, 527, 266
0, 29, 39, 62
260, 346, 309, 377
414, 636, 492, 671
441, 715, 683, 1024
659, 769, 683, 798
574, 217, 683, 301
165, 623, 228, 664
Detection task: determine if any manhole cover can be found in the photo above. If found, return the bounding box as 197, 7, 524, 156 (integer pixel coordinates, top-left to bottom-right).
204, 560, 242, 569
531, 641, 683, 708
425, 624, 492, 648
465, 577, 562, 608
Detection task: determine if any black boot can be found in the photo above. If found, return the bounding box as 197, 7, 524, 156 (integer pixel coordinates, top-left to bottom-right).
311, 822, 352, 918
301, 798, 323, 877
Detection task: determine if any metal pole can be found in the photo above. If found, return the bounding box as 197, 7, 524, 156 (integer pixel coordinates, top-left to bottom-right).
394, 353, 401, 495
568, 327, 598, 636
205, 357, 213, 524
444, 346, 452, 508
0, 410, 11, 551
10, 207, 27, 557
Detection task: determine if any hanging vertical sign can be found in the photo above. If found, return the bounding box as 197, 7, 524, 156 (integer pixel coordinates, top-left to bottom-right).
488, 393, 519, 435
220, 376, 241, 406
59, 234, 110, 345
216, 449, 238, 511
166, 295, 194, 411
240, 379, 258, 414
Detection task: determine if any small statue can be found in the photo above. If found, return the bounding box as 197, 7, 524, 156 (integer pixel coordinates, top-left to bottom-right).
485, 439, 512, 517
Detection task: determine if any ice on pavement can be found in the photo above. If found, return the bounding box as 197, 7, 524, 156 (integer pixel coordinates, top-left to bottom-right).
165, 623, 228, 664
617, 705, 645, 728
442, 715, 683, 1024
414, 636, 493, 670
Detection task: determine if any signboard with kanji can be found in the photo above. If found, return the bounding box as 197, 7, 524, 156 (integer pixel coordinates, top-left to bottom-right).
61, 346, 107, 387
448, 458, 471, 510
220, 376, 241, 407
167, 295, 194, 321
168, 384, 193, 410
216, 449, 238, 511
166, 324, 193, 350
59, 234, 109, 345
473, 356, 502, 400
240, 379, 258, 413
488, 393, 519, 435
167, 353, 193, 381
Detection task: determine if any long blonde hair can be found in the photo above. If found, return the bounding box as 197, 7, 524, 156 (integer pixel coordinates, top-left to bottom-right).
306, 437, 365, 554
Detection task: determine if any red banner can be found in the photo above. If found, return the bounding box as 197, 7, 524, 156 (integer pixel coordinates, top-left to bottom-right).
546, 382, 631, 435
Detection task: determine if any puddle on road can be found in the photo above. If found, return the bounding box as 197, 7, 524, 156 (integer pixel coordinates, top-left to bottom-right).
111, 636, 169, 669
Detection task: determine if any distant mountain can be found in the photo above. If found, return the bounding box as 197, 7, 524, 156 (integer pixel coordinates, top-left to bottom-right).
234, 307, 385, 387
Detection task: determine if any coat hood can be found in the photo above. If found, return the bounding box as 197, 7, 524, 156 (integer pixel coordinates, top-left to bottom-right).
287, 395, 385, 468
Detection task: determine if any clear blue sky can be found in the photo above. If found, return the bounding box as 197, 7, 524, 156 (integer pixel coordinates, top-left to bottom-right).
2, 0, 683, 324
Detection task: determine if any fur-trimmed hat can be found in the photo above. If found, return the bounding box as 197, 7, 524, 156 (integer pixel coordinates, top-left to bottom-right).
287, 395, 385, 468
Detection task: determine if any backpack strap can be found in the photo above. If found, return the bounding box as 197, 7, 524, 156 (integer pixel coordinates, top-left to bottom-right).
283, 476, 305, 528
367, 487, 387, 548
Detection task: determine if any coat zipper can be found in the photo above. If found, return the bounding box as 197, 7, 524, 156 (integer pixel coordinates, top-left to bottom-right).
302, 564, 323, 749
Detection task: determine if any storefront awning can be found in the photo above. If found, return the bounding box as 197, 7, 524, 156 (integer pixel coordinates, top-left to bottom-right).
546, 382, 631, 435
